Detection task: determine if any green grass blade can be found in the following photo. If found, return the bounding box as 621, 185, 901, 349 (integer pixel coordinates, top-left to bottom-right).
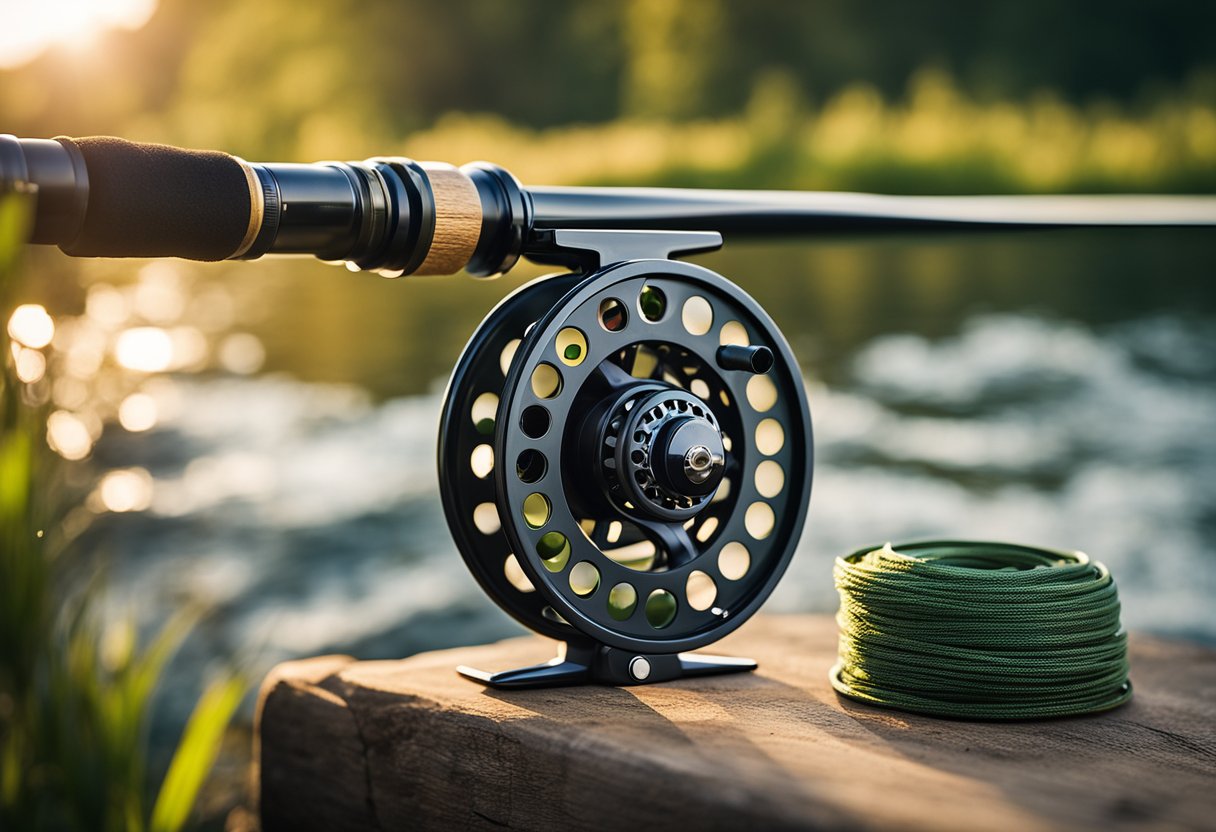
148, 674, 245, 832
0, 192, 31, 278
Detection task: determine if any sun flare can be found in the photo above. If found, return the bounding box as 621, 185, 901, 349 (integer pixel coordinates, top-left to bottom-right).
0, 0, 157, 69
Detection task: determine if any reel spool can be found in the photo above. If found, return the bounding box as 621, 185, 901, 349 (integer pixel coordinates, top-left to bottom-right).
439, 244, 813, 688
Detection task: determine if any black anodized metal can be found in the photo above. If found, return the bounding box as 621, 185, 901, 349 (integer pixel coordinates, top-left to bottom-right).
493, 259, 813, 654
527, 186, 1216, 233
259, 162, 363, 255
438, 272, 583, 642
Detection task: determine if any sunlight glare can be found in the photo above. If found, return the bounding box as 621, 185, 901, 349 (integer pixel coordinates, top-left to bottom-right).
115, 326, 173, 372
0, 0, 158, 68
97, 467, 154, 513
218, 333, 266, 375
118, 392, 158, 432
46, 410, 94, 460
7, 304, 55, 348
134, 262, 186, 323
15, 347, 47, 383
85, 283, 130, 329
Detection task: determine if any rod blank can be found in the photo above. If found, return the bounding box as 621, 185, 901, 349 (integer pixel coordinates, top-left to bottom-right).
529, 186, 1216, 233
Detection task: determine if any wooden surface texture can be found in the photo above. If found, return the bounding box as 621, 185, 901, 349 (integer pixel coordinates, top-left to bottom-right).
257, 614, 1216, 831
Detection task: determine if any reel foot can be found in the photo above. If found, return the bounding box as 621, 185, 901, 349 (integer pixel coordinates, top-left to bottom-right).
458, 641, 756, 690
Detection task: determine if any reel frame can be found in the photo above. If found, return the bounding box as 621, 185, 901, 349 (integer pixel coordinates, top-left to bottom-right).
439, 230, 814, 688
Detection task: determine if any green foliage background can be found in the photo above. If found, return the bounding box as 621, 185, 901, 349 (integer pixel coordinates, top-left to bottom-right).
1, 0, 1213, 192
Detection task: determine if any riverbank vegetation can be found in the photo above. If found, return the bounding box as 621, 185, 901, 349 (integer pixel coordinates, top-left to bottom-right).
0, 194, 243, 832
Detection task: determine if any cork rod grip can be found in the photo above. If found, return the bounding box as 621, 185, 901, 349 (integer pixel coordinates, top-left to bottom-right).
416, 163, 483, 275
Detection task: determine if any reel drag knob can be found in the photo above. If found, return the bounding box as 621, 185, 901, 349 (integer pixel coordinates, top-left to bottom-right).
607, 388, 725, 522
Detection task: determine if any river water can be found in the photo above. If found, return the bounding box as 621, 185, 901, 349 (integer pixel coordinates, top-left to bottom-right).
44, 228, 1214, 741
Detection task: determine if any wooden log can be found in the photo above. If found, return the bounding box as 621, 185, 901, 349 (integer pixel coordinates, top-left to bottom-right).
256, 615, 1216, 831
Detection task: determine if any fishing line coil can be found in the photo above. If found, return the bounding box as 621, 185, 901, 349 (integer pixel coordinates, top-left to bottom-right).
831, 540, 1132, 720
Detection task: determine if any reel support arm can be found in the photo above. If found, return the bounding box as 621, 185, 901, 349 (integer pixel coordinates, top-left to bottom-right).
526, 228, 723, 272
3, 133, 1215, 279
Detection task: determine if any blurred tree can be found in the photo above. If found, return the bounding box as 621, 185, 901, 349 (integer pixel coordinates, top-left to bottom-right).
622, 0, 725, 119
0, 0, 1212, 154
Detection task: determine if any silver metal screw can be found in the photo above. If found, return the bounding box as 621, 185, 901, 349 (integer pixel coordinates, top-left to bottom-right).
684, 445, 715, 483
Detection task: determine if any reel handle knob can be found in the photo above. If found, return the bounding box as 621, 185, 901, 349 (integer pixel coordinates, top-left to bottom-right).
716, 344, 774, 374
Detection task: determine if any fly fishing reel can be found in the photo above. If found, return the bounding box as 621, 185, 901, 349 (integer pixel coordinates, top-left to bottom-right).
439, 230, 813, 688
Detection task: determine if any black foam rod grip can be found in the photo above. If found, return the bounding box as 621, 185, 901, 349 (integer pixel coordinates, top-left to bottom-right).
62, 136, 253, 261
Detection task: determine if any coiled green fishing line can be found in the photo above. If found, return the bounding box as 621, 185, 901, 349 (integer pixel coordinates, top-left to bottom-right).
830, 540, 1132, 720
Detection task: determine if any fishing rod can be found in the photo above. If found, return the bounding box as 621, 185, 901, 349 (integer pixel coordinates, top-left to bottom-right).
3, 135, 1215, 276
3, 133, 1213, 691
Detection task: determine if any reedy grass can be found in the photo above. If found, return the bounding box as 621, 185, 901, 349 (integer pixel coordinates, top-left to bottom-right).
0, 191, 243, 831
